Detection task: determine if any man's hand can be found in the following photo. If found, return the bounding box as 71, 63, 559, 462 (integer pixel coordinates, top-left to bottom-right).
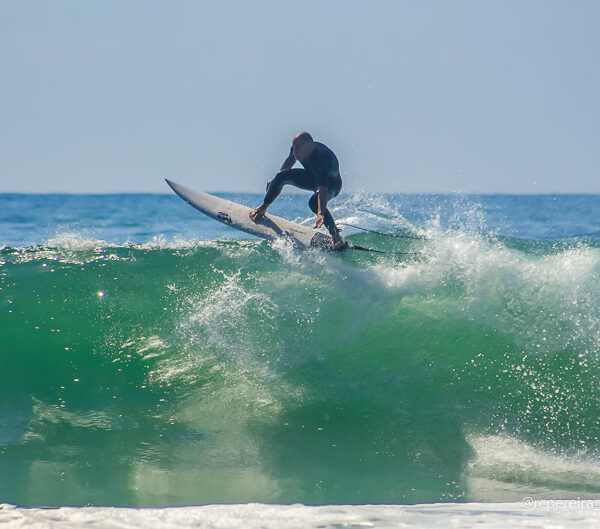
314, 213, 325, 229
250, 203, 268, 221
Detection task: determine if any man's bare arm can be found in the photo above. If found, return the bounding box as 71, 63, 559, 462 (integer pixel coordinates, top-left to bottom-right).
314, 185, 329, 228
317, 185, 328, 214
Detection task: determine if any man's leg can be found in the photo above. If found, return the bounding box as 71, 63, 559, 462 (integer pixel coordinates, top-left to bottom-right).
308, 192, 340, 236
250, 169, 314, 221
308, 182, 346, 249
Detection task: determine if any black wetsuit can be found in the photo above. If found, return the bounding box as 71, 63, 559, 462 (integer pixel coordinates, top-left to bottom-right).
263, 142, 343, 235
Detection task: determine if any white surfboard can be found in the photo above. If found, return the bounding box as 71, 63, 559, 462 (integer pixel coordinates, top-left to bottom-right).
165, 179, 335, 249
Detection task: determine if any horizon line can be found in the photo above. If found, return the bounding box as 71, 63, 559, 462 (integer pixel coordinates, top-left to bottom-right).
1, 190, 599, 196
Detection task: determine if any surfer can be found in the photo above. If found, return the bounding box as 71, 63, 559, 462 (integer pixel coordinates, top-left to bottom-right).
249, 132, 346, 250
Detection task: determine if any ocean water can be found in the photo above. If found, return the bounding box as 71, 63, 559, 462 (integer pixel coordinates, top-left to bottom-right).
1, 191, 600, 526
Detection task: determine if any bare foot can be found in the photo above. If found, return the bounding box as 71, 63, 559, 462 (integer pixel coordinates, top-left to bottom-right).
249, 204, 267, 221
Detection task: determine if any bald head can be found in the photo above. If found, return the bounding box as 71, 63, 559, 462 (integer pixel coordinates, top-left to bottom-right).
292, 131, 314, 161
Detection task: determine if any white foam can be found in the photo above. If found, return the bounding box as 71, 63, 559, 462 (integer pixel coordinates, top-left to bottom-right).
4, 234, 264, 265
3, 501, 600, 529
467, 434, 600, 498
293, 192, 419, 238
43, 232, 114, 250
37, 232, 257, 252
367, 226, 600, 352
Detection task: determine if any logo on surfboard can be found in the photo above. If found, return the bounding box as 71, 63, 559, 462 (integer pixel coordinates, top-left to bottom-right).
217, 211, 233, 223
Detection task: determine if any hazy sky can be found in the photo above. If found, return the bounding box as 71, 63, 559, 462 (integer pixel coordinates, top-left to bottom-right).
1, 1, 599, 193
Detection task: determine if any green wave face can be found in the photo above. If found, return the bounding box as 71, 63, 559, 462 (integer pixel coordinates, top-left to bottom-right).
1, 234, 599, 506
